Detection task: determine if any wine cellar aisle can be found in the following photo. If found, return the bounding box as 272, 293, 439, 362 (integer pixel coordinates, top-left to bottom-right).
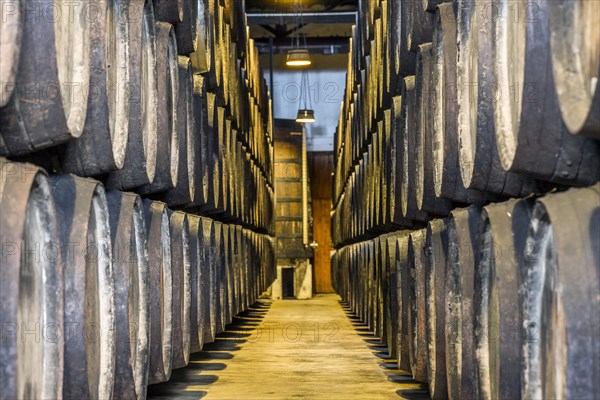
1, 0, 598, 399
148, 295, 426, 399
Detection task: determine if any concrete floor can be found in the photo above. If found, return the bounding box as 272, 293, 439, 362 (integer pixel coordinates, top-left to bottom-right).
148, 294, 429, 399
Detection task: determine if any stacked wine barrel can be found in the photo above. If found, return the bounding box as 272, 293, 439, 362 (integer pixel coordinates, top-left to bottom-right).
332, 1, 600, 399
0, 1, 275, 398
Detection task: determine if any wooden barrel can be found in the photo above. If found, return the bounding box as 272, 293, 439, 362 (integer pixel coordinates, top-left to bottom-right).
201, 218, 217, 344
395, 234, 411, 373
381, 2, 392, 109
194, 216, 210, 346
445, 206, 481, 400
380, 110, 392, 227
108, 0, 159, 189
400, 76, 429, 223
230, 225, 240, 320
415, 43, 452, 217
0, 0, 90, 155
213, 221, 226, 334
372, 237, 382, 337
225, 120, 237, 218
423, 0, 447, 12
492, 0, 600, 186
377, 236, 387, 339
360, 242, 368, 324
106, 191, 150, 400
521, 184, 600, 399
52, 175, 116, 399
187, 215, 203, 353
175, 0, 198, 55
162, 56, 195, 206
430, 4, 483, 205
190, 0, 212, 74
407, 229, 428, 383
375, 16, 386, 115
474, 198, 533, 400
352, 244, 360, 317
390, 96, 413, 229
0, 0, 22, 107
233, 225, 245, 315
425, 219, 449, 400
367, 142, 376, 233
210, 106, 227, 213
352, 243, 361, 321
242, 228, 252, 311
208, 2, 222, 90
153, 0, 183, 23
229, 226, 240, 318
415, 45, 451, 216
379, 120, 389, 229
204, 0, 219, 89
238, 228, 248, 312
389, 0, 416, 77
62, 0, 131, 177
377, 234, 390, 346
142, 200, 173, 385
0, 160, 63, 400
186, 74, 210, 209
384, 234, 400, 359
352, 243, 364, 321
360, 160, 367, 237
365, 241, 375, 330
225, 134, 238, 219
455, 0, 528, 197
548, 0, 600, 139
139, 21, 180, 195
222, 224, 233, 326
168, 210, 191, 369
402, 0, 434, 52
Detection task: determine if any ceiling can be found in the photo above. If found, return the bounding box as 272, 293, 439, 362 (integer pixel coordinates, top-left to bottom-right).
246, 0, 357, 13
246, 0, 357, 55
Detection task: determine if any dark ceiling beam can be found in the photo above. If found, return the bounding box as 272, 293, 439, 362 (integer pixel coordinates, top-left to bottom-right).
247, 11, 357, 25
260, 24, 280, 36
259, 23, 310, 40
253, 36, 350, 54
285, 23, 308, 37
246, 0, 358, 13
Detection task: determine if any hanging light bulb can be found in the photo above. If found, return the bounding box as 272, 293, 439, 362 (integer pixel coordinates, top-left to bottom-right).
296, 69, 316, 124
286, 49, 312, 67
286, 0, 311, 68
296, 109, 315, 123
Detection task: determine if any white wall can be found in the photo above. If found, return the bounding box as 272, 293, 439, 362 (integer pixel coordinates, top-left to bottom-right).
262, 54, 348, 152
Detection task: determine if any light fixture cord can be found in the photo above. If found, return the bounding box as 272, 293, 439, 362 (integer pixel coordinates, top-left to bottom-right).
300, 69, 307, 109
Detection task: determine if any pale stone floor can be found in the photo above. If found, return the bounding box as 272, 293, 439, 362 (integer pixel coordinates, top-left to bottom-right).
148, 294, 429, 399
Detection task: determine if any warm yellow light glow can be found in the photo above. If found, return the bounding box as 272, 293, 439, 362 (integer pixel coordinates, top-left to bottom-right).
286, 49, 312, 68
286, 59, 312, 67
296, 109, 315, 124
296, 117, 316, 123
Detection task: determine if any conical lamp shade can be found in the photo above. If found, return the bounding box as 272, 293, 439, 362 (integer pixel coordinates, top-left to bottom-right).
296, 109, 315, 123
286, 49, 312, 67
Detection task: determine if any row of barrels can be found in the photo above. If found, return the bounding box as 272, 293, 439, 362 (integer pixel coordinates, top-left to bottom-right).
332, 0, 600, 245
0, 0, 274, 233
0, 158, 276, 400
331, 184, 600, 399
189, 0, 274, 184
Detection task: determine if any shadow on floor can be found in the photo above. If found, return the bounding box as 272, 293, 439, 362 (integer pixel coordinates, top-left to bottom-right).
339, 301, 430, 400
147, 301, 272, 399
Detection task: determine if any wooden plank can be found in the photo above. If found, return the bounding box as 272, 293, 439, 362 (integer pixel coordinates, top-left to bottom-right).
309, 152, 335, 293
274, 120, 312, 262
